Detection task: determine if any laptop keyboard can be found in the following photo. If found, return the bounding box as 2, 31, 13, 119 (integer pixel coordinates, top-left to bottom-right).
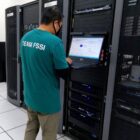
71, 61, 97, 69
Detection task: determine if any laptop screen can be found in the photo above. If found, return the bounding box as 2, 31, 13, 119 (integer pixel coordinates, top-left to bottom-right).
69, 36, 104, 60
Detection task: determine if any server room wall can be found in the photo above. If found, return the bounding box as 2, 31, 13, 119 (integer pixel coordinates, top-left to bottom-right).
0, 0, 35, 42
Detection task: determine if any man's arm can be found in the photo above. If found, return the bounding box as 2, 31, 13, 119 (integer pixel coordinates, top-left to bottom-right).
55, 57, 72, 80
55, 67, 70, 80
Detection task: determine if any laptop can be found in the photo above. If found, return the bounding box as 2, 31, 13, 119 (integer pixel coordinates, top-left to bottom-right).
69, 35, 104, 69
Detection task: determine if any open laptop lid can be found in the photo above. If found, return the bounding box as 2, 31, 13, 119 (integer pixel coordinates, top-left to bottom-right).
69, 35, 105, 63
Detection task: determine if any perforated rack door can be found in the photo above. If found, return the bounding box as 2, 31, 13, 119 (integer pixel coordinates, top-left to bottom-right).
6, 6, 19, 105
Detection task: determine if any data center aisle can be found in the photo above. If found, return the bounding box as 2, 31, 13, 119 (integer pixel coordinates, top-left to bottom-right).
0, 83, 72, 140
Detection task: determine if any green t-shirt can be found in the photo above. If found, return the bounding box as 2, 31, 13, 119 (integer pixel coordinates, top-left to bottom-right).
20, 29, 68, 114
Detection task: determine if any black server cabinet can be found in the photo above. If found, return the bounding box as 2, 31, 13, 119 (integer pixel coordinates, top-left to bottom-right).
6, 2, 39, 107
63, 0, 116, 140
0, 42, 6, 82
19, 1, 39, 105
109, 0, 140, 140
6, 6, 21, 106
39, 0, 65, 134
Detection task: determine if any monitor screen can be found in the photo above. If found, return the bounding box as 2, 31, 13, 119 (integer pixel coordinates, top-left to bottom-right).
69, 36, 104, 59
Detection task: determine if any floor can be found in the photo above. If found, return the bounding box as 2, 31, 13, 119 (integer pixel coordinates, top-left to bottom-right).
0, 82, 72, 140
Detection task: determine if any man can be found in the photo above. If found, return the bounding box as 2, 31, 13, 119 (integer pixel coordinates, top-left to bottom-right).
20, 7, 72, 140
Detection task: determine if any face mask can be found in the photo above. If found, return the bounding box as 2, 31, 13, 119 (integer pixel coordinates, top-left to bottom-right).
56, 24, 62, 37
53, 22, 62, 36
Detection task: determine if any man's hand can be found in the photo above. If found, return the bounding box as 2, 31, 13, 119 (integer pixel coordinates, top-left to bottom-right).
66, 57, 73, 65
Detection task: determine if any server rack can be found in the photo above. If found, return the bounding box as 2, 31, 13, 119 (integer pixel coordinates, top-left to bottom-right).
19, 1, 39, 105
0, 42, 6, 82
6, 6, 21, 106
6, 1, 39, 106
39, 0, 68, 133
109, 0, 140, 140
63, 0, 116, 140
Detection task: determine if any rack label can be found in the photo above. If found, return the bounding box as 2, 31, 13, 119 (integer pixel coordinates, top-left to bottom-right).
44, 1, 58, 8
7, 12, 14, 17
